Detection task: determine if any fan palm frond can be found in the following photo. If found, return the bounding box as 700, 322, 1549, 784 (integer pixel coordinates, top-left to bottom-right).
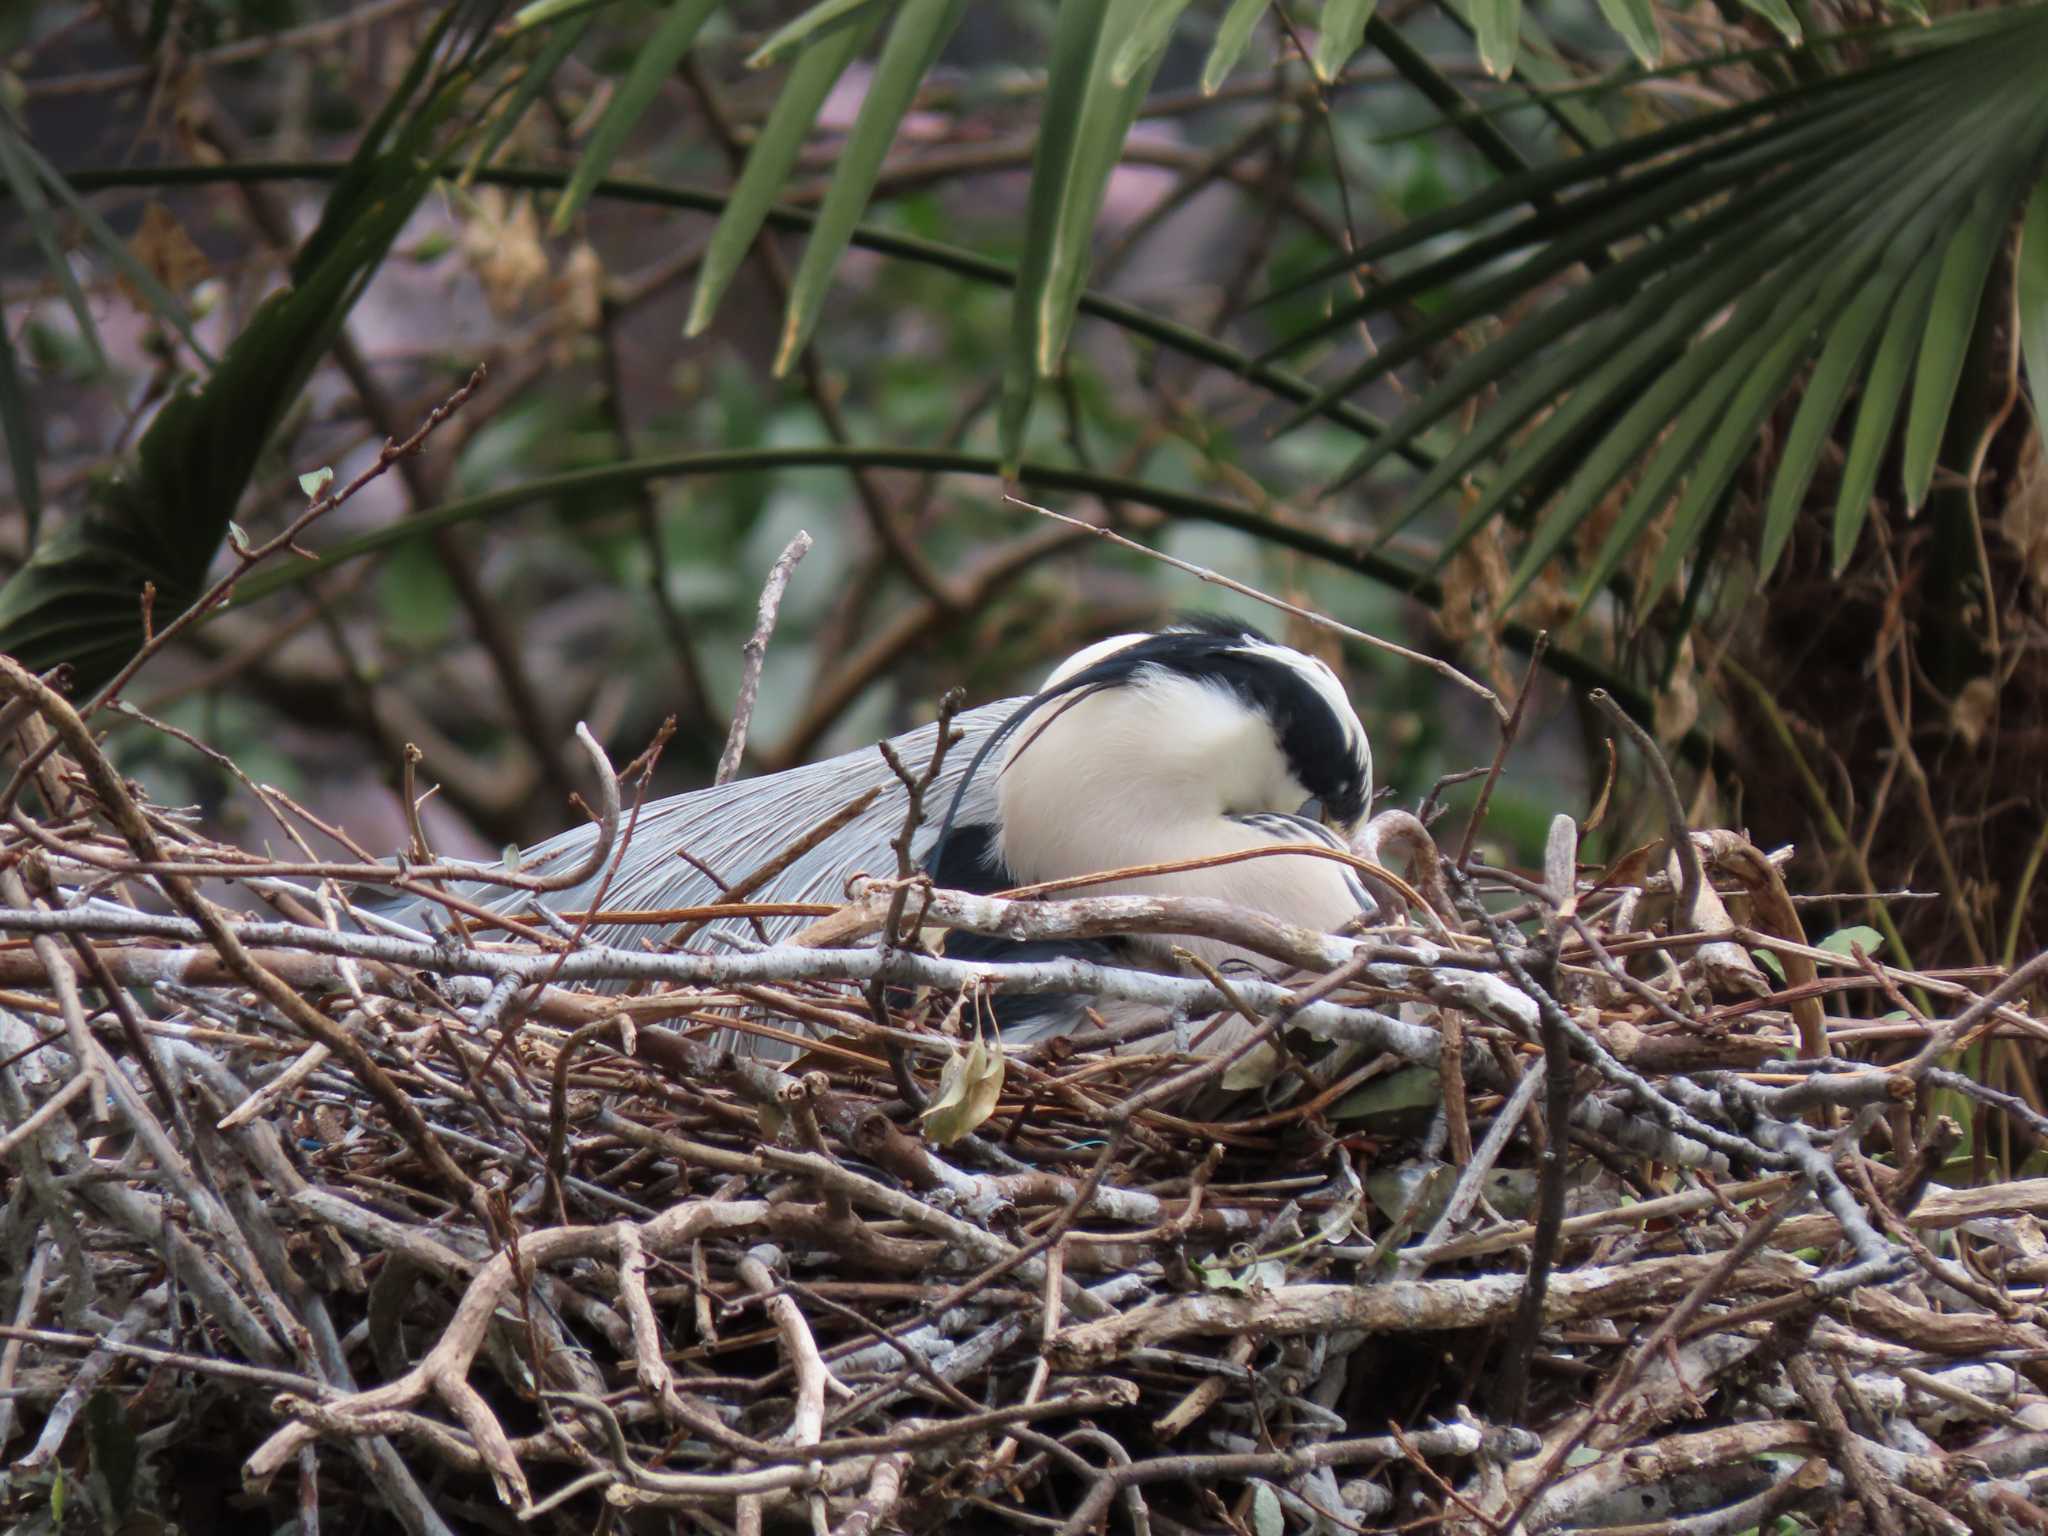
0, 4, 512, 693
1267, 4, 2048, 614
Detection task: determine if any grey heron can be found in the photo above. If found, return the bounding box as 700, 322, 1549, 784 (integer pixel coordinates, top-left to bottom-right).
436, 617, 1375, 1044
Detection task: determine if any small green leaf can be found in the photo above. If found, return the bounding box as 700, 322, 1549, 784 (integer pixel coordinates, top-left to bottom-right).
1754, 948, 1786, 982
1312, 0, 1378, 83
550, 0, 722, 233
2018, 173, 2048, 435
689, 3, 883, 336
1200, 1254, 1287, 1292
1817, 924, 1885, 959
1221, 1040, 1283, 1091
1589, 0, 1659, 66
1332, 1066, 1442, 1120
747, 0, 888, 69
1470, 0, 1521, 78
1732, 0, 1801, 43
299, 466, 335, 500
1200, 0, 1273, 94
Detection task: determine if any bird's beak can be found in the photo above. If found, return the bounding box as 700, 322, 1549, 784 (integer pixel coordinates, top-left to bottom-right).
1299, 795, 1354, 834
1301, 795, 1358, 840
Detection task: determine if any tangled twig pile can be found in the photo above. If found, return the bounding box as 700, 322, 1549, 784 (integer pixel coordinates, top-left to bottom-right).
2, 656, 2048, 1536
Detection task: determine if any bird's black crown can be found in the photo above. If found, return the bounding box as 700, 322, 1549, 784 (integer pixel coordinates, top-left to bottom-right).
1131, 618, 1370, 829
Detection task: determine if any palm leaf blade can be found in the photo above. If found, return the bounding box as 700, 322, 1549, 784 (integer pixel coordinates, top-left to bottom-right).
775, 0, 967, 375
1325, 118, 1889, 499
465, 15, 596, 181
1591, 0, 1660, 67
1901, 168, 2032, 509
1041, 0, 1167, 371
0, 114, 104, 370
999, 0, 1154, 465
1833, 256, 1944, 571
1314, 0, 1379, 83
1115, 0, 1198, 85
1201, 0, 1273, 94
688, 6, 885, 336
549, 0, 720, 233
748, 0, 887, 68
1734, 0, 1802, 44
2022, 170, 2048, 432
0, 318, 41, 543
1267, 73, 1914, 374
1302, 8, 2048, 601
1634, 320, 1826, 612
1468, 0, 1522, 78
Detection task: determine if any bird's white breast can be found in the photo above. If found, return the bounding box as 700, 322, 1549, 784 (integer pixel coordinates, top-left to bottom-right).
995, 668, 1362, 968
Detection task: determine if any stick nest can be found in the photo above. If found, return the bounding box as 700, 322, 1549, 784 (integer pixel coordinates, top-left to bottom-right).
2, 663, 2047, 1536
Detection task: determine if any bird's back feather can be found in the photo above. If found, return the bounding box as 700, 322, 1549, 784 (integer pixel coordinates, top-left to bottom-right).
405, 698, 1021, 954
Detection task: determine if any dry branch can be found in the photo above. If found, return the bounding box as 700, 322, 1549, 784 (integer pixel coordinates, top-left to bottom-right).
0, 672, 2044, 1535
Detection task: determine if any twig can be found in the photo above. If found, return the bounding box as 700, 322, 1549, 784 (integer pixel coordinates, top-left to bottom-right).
1005, 494, 1505, 720
1589, 688, 1701, 933
716, 531, 813, 787
1456, 632, 1550, 866
1492, 927, 1572, 1424
83, 366, 488, 719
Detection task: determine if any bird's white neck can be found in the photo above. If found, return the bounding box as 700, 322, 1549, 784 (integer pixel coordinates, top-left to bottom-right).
996, 670, 1300, 887
990, 653, 1369, 969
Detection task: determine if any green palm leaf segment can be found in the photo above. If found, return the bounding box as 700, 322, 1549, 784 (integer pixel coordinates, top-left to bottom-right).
773, 0, 970, 375
549, 0, 722, 233
2021, 172, 2048, 435
997, 0, 1173, 468
0, 8, 505, 694
1270, 6, 2048, 615
687, 2, 887, 337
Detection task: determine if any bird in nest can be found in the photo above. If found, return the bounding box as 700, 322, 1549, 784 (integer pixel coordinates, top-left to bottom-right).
436, 617, 1378, 1048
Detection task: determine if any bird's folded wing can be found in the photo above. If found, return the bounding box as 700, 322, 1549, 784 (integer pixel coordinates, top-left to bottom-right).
419, 697, 1021, 953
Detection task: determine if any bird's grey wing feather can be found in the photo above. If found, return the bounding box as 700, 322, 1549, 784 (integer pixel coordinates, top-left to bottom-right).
428, 697, 1020, 955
